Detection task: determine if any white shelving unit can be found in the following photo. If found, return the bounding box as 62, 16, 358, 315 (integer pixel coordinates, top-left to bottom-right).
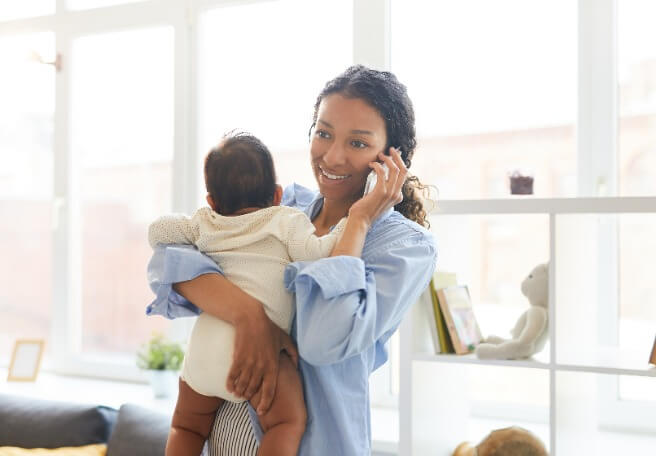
397, 196, 656, 455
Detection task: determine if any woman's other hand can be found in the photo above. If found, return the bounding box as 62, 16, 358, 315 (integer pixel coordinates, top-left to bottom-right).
349, 147, 407, 226
172, 273, 298, 415
228, 306, 299, 415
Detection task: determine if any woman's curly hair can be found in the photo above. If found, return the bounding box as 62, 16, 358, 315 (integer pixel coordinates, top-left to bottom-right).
310, 65, 431, 228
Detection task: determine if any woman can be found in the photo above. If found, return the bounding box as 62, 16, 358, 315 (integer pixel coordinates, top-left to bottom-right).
148, 65, 437, 455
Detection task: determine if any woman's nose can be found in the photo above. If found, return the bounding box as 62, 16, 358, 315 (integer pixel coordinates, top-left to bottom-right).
322, 141, 346, 167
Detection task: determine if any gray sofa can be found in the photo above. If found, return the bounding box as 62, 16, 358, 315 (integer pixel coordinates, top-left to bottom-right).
0, 393, 169, 455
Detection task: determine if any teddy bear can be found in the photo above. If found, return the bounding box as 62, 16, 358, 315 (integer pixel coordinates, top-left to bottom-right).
475, 263, 549, 360
452, 426, 547, 456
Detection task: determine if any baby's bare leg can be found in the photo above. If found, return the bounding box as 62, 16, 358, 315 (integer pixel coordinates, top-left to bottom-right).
166, 378, 224, 456
252, 353, 306, 456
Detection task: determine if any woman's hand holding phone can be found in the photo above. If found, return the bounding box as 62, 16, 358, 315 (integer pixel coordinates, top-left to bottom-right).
349, 147, 407, 226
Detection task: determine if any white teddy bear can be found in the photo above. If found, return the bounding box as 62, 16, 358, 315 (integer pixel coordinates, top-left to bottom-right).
475, 263, 549, 360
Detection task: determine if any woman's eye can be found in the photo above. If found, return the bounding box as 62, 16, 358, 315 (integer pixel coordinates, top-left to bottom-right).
351, 140, 368, 149
316, 130, 330, 139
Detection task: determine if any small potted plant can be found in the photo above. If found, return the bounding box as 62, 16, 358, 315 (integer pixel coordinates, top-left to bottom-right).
136, 332, 184, 398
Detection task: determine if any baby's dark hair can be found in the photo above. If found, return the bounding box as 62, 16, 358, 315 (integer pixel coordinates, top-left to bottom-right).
310, 64, 431, 228
204, 131, 277, 215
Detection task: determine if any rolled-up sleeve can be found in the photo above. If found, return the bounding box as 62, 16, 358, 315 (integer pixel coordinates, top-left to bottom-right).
285, 232, 437, 366
146, 245, 224, 319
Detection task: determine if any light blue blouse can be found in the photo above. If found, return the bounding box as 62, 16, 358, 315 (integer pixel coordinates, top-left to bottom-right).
147, 183, 437, 455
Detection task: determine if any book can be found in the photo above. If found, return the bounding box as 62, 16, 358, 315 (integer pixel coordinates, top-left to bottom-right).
429, 284, 452, 353
436, 285, 483, 355
429, 277, 455, 353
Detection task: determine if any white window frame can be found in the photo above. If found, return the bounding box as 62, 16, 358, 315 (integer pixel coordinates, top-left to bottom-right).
0, 0, 197, 381
583, 0, 656, 433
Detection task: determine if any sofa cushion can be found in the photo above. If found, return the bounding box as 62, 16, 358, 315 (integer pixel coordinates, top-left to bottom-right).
0, 443, 107, 455
105, 404, 169, 456
0, 394, 117, 448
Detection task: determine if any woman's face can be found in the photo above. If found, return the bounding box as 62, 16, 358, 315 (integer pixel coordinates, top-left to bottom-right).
310, 94, 387, 203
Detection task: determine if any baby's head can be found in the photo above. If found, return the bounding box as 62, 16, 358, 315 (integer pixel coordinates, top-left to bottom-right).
204, 131, 281, 215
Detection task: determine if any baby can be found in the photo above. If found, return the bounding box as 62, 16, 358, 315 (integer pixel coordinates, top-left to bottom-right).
148, 132, 349, 456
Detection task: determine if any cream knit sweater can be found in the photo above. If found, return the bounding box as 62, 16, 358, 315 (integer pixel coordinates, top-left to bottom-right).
148, 206, 345, 400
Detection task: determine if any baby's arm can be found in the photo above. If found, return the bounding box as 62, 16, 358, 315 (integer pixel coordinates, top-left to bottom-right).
286, 211, 347, 261
328, 216, 369, 258
286, 210, 368, 261
148, 212, 201, 249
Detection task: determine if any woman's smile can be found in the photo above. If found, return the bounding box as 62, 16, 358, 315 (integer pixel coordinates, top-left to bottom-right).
318, 165, 352, 183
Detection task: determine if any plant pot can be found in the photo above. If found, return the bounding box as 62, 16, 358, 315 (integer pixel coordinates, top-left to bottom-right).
149, 369, 178, 398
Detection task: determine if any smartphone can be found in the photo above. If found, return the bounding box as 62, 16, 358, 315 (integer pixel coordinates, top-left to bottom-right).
363, 162, 389, 196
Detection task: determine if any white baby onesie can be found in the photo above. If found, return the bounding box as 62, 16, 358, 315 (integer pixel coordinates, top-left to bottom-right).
148, 205, 345, 401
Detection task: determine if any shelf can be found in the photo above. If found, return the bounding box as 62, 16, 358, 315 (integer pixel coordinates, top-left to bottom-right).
412, 352, 551, 370
412, 349, 656, 378
557, 347, 656, 378
431, 196, 656, 215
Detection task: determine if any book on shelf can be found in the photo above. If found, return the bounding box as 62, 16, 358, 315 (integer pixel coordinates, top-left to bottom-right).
436, 285, 483, 355
429, 273, 457, 354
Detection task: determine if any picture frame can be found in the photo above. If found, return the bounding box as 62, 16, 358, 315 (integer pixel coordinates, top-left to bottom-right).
7, 339, 45, 382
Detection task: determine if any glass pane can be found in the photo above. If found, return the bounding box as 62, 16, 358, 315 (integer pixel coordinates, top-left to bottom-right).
66, 0, 143, 10
197, 0, 353, 201
619, 214, 656, 400
0, 33, 54, 359
391, 0, 577, 199
71, 27, 173, 355
618, 0, 656, 196
0, 1, 54, 21
409, 363, 549, 452
557, 372, 656, 454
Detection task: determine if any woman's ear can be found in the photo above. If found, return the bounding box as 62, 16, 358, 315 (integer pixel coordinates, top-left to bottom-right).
273, 185, 283, 206
206, 194, 218, 211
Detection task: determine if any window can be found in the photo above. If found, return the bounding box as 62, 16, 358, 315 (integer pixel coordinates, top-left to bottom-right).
391, 0, 577, 200
0, 32, 55, 359
197, 0, 353, 198
616, 0, 656, 402
71, 27, 174, 356
618, 0, 656, 197
390, 0, 574, 418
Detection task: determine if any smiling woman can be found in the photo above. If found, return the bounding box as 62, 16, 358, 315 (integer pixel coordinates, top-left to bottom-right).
146, 64, 437, 456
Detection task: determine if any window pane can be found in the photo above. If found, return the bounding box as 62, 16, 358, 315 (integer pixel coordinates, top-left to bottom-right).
619, 214, 656, 400
71, 27, 173, 355
0, 33, 54, 359
558, 372, 656, 454
197, 0, 353, 200
0, 1, 54, 21
618, 0, 656, 196
391, 0, 577, 199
